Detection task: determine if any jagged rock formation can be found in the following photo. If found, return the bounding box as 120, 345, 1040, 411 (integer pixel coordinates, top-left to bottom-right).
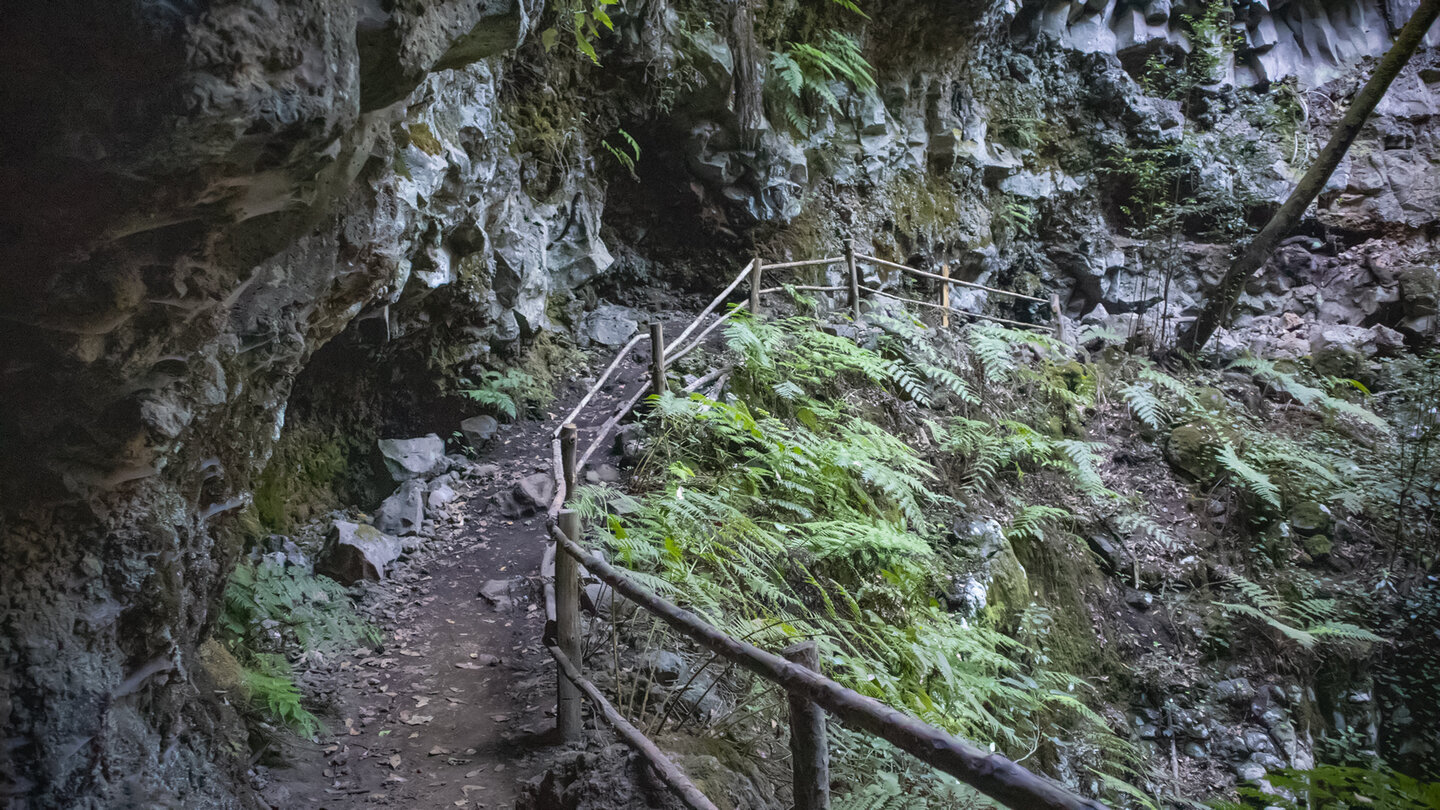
0, 0, 1435, 806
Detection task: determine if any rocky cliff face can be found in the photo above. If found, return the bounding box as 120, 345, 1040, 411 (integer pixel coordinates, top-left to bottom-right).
0, 0, 1435, 806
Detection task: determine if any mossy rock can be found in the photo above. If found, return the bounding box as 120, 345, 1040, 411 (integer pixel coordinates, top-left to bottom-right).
1164, 422, 1222, 481
1302, 534, 1333, 558
406, 123, 443, 156
1193, 386, 1229, 414
197, 638, 247, 697
982, 541, 1030, 629
1289, 500, 1330, 536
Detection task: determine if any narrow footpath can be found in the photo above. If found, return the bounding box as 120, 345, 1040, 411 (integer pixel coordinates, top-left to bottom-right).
259, 338, 660, 810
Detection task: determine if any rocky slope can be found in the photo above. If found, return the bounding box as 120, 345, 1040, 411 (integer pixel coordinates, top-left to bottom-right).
0, 0, 1435, 806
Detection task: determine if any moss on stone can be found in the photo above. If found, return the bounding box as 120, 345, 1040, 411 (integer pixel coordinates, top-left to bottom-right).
1165, 421, 1222, 481
982, 539, 1031, 629
406, 123, 443, 156
253, 429, 354, 532
1302, 534, 1333, 558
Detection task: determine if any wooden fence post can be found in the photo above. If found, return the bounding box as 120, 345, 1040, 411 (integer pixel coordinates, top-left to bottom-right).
556, 509, 583, 742
1049, 294, 1066, 343
750, 256, 762, 317
783, 641, 829, 810
941, 263, 950, 328
649, 322, 666, 400
845, 240, 860, 322
561, 423, 578, 502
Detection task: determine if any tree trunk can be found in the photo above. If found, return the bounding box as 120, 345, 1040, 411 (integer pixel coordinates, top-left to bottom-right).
1174, 0, 1440, 355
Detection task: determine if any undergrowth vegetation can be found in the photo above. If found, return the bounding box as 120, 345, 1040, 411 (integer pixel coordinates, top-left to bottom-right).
577, 304, 1436, 806
219, 557, 378, 736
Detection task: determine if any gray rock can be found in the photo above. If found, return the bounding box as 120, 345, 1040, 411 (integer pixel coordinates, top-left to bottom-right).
1244, 728, 1276, 755
1184, 742, 1208, 759
579, 304, 641, 347
1235, 761, 1267, 783
1251, 752, 1287, 771
460, 414, 500, 447
1215, 677, 1255, 704
378, 435, 448, 482
318, 521, 403, 584
582, 582, 616, 619
376, 481, 425, 536
427, 482, 459, 511
479, 579, 516, 611
514, 473, 555, 510
616, 423, 647, 463
642, 650, 686, 684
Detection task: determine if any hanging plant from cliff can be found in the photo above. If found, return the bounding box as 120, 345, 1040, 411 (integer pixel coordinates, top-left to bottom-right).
766, 31, 875, 134
540, 0, 621, 65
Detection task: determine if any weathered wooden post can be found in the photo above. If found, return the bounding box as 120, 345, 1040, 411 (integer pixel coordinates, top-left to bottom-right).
749, 256, 763, 317
1049, 294, 1066, 343
649, 322, 666, 400
940, 263, 951, 329
556, 508, 583, 742
783, 641, 829, 810
845, 240, 860, 322
561, 423, 578, 500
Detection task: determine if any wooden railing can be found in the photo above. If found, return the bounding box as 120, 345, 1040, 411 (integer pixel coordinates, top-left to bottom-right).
536, 250, 1101, 810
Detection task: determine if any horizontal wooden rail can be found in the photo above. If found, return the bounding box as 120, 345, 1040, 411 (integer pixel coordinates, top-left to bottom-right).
549, 525, 1106, 810
757, 285, 850, 295
759, 256, 845, 271
857, 254, 1048, 304
857, 286, 1050, 332
666, 261, 755, 361
554, 332, 646, 439
547, 644, 721, 810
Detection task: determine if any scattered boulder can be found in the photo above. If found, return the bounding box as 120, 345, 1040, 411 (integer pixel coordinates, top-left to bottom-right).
579, 304, 641, 347
378, 435, 448, 482
479, 578, 517, 611
641, 650, 686, 684
1165, 422, 1222, 480
1235, 760, 1266, 782
615, 423, 647, 464
1309, 323, 1404, 379
1288, 501, 1330, 536
317, 521, 403, 584
376, 480, 425, 536
460, 414, 500, 447
1214, 677, 1255, 705
584, 464, 621, 484
1302, 534, 1333, 558
427, 482, 459, 511
514, 472, 555, 511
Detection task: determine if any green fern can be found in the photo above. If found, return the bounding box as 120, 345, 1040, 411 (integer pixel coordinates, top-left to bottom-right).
1216, 443, 1281, 509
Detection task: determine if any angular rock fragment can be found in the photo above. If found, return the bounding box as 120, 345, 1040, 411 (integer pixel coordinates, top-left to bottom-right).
378, 435, 448, 482
318, 521, 403, 584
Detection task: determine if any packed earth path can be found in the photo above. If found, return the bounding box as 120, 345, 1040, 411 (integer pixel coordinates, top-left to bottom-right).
257, 331, 670, 810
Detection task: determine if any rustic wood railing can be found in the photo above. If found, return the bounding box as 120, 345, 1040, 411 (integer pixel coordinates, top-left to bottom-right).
534, 250, 1102, 810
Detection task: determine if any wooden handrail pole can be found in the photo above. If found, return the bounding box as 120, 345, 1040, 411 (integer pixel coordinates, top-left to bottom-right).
649, 321, 667, 400
560, 423, 578, 502
1050, 294, 1066, 343
941, 263, 950, 328
556, 509, 584, 742
750, 256, 763, 317
784, 641, 829, 810
845, 240, 860, 322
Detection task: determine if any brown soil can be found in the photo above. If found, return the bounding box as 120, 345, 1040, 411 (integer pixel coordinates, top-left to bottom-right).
256, 338, 662, 810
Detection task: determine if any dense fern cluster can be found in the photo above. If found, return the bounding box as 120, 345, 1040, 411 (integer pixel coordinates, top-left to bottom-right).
579, 315, 1144, 805
220, 558, 377, 735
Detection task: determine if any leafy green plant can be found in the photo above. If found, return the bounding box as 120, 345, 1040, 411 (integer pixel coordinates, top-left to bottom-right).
1214, 573, 1383, 652
1211, 765, 1440, 809
601, 127, 640, 179
578, 315, 1143, 804
458, 368, 536, 420
766, 31, 875, 134
540, 0, 621, 64
219, 558, 378, 734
